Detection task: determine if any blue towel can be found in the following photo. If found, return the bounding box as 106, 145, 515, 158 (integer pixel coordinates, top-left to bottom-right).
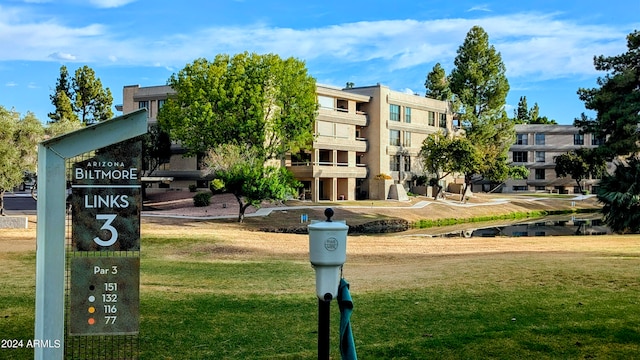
338, 278, 357, 360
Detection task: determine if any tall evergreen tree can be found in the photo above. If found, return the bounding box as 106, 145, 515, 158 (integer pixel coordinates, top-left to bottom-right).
514, 96, 530, 123
575, 30, 640, 160
72, 65, 114, 124
448, 26, 513, 197
424, 63, 452, 101
49, 65, 113, 125
48, 65, 77, 122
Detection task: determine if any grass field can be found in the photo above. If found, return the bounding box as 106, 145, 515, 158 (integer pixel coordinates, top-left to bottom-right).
1, 215, 640, 359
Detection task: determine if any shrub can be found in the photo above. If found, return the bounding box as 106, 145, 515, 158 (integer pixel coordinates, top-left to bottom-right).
374, 173, 392, 180
188, 184, 197, 192
193, 192, 212, 207
210, 178, 225, 194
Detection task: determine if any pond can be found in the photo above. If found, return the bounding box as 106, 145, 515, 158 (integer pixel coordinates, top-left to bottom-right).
434, 214, 610, 238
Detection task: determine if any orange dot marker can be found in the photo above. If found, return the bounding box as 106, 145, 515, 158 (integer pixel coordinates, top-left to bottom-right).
88, 318, 95, 325
88, 306, 95, 314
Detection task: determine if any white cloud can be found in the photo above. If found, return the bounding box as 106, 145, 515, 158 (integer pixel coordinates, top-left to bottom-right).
88, 0, 136, 8
0, 7, 631, 84
5, 82, 17, 87
468, 4, 492, 12
49, 52, 77, 61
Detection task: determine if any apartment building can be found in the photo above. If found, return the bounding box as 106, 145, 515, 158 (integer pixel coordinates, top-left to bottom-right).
504, 124, 604, 194
120, 83, 454, 201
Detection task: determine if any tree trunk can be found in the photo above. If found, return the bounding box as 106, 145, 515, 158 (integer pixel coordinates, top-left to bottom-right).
238, 203, 252, 223
0, 189, 5, 216
432, 185, 443, 200
461, 175, 471, 204
575, 179, 583, 194
233, 193, 253, 223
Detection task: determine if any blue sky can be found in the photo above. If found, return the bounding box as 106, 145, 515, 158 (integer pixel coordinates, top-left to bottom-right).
1, 0, 638, 125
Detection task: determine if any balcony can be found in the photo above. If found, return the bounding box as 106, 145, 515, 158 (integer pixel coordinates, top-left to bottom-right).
314, 135, 368, 152
287, 161, 367, 179
317, 107, 368, 126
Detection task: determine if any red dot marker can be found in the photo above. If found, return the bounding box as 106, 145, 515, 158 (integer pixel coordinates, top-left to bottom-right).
88, 318, 95, 325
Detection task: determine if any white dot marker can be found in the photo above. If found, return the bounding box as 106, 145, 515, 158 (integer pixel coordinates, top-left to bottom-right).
88, 295, 95, 302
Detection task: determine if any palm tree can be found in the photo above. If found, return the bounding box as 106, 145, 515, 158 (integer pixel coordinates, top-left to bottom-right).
597, 156, 640, 233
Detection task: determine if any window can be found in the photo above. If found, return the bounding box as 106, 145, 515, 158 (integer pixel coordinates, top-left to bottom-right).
574, 134, 584, 145
535, 151, 545, 162
138, 100, 149, 109
158, 99, 166, 110
512, 186, 528, 191
592, 135, 605, 146
513, 151, 528, 163
428, 111, 435, 126
318, 95, 334, 109
405, 107, 412, 123
390, 104, 400, 121
390, 155, 400, 171
389, 130, 400, 146
439, 113, 447, 128
535, 133, 545, 145
515, 134, 528, 145
535, 169, 545, 180
403, 155, 411, 172
403, 132, 411, 147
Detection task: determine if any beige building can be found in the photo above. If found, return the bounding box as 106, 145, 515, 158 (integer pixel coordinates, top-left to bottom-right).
504, 124, 604, 194
120, 83, 455, 201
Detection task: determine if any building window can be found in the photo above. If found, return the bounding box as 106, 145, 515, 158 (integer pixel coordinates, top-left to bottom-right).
428, 111, 435, 126
403, 132, 411, 147
158, 99, 166, 110
592, 135, 605, 146
390, 104, 400, 121
318, 95, 334, 109
513, 151, 528, 163
405, 107, 411, 123
535, 133, 545, 145
535, 151, 545, 162
403, 155, 411, 172
535, 169, 545, 180
512, 186, 528, 192
390, 155, 400, 171
439, 113, 447, 128
574, 134, 584, 145
515, 134, 528, 145
138, 100, 149, 109
389, 130, 400, 146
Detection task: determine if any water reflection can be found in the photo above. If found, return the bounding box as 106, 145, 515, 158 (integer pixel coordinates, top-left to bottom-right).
441, 214, 610, 238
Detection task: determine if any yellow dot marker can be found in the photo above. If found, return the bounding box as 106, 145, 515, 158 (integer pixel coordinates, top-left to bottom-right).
88, 306, 95, 314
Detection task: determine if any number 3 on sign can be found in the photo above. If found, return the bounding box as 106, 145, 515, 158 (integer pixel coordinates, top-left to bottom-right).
93, 214, 118, 246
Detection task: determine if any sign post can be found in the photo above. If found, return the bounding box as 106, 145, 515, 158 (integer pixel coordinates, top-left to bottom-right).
35, 109, 147, 359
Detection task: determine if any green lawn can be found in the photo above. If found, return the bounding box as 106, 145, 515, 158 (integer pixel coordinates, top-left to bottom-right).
2, 231, 640, 359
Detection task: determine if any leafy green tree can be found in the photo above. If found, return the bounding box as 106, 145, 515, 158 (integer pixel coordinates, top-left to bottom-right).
420, 133, 480, 200
49, 65, 113, 125
0, 107, 44, 215
575, 30, 640, 160
597, 156, 640, 233
424, 63, 452, 101
142, 123, 172, 177
448, 26, 514, 197
45, 118, 84, 138
554, 148, 606, 193
204, 144, 300, 222
158, 52, 317, 160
